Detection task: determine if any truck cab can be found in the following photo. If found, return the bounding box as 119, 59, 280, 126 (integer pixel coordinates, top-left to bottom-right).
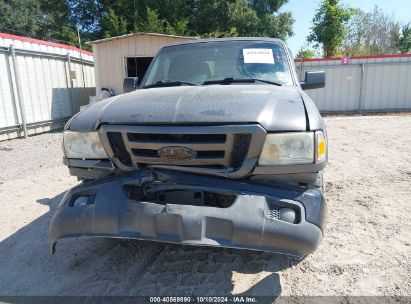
51, 38, 327, 258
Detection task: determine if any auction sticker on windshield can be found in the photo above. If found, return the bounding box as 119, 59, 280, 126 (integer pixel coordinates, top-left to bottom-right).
243, 49, 274, 64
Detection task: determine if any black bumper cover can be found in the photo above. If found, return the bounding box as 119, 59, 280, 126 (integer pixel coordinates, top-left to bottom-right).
49, 170, 326, 257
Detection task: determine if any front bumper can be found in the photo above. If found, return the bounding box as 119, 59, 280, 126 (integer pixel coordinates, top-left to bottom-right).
49, 170, 326, 257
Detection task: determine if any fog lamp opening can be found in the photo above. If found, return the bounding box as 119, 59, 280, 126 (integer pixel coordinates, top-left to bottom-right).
71, 195, 95, 207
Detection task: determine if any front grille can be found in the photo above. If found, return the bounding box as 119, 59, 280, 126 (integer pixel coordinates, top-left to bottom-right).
102, 125, 264, 173
267, 205, 281, 220
231, 134, 252, 168
107, 132, 132, 166
128, 133, 226, 144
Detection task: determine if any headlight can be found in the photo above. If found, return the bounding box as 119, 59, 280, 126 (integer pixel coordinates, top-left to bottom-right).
63, 131, 108, 159
258, 132, 315, 166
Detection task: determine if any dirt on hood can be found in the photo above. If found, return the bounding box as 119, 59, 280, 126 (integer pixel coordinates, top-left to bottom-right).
68, 85, 307, 132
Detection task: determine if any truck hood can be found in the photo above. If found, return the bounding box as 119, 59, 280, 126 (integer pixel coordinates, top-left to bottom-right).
68, 85, 307, 131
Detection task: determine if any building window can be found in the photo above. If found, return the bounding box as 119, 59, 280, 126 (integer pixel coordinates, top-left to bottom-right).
125, 57, 153, 79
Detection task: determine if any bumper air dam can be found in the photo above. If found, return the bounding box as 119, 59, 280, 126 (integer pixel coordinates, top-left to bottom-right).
49, 170, 326, 258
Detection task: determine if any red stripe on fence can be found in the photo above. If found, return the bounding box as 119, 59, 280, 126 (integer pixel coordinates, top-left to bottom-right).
0, 32, 93, 56
295, 53, 411, 62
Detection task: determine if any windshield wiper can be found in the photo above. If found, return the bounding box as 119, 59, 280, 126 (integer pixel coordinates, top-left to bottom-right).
142, 80, 198, 89
203, 77, 282, 86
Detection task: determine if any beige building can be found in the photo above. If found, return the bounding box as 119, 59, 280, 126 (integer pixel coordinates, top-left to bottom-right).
90, 32, 196, 95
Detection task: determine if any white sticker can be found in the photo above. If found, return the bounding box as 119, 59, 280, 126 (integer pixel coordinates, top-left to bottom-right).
243, 49, 274, 64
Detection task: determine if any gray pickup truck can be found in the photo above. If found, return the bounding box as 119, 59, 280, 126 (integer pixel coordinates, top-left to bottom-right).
50, 38, 327, 258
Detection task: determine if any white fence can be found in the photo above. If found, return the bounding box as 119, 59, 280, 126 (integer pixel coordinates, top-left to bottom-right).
295, 54, 411, 113
0, 33, 95, 140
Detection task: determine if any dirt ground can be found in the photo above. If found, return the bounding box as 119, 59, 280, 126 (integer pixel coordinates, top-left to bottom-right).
0, 115, 410, 298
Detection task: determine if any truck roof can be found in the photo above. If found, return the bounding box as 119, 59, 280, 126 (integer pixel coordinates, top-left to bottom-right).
163, 37, 286, 48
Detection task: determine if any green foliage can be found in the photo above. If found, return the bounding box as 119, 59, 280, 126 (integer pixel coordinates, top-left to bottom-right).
259, 10, 294, 39
399, 23, 411, 54
102, 8, 128, 38
0, 0, 77, 45
228, 0, 260, 36
201, 0, 294, 39
0, 0, 294, 48
132, 7, 189, 36
308, 0, 354, 57
173, 19, 189, 36
250, 0, 289, 16
342, 6, 401, 56
295, 48, 316, 59
138, 8, 167, 34
0, 0, 43, 37
188, 0, 231, 37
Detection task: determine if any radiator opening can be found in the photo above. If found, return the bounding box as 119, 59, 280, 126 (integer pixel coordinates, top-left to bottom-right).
124, 185, 236, 208
128, 133, 226, 143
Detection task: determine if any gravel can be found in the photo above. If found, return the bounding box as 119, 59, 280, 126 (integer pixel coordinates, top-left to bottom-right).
0, 115, 410, 297
0, 132, 63, 185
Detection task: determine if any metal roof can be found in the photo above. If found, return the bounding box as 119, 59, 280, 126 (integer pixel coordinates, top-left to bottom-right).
89, 32, 198, 44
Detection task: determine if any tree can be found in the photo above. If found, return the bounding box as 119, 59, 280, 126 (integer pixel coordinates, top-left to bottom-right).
308, 0, 353, 57
295, 48, 316, 59
342, 6, 401, 56
227, 0, 294, 39
101, 8, 128, 38
0, 0, 295, 48
68, 0, 104, 39
249, 0, 294, 39
0, 0, 80, 46
187, 0, 230, 36
227, 0, 260, 36
136, 8, 187, 36
0, 0, 44, 37
399, 23, 411, 54
95, 0, 294, 41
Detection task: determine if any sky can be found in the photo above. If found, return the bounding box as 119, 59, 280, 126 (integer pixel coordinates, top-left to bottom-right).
280, 0, 411, 56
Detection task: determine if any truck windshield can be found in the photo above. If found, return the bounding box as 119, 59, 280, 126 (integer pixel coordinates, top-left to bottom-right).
141, 40, 294, 88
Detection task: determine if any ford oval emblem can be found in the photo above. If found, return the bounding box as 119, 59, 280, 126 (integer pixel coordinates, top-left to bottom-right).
158, 146, 197, 161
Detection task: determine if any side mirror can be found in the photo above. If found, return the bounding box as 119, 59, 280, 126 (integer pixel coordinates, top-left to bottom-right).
300, 71, 325, 90
123, 77, 140, 93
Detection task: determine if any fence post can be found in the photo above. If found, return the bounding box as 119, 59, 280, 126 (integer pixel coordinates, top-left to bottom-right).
4, 49, 19, 126
300, 58, 304, 80
358, 63, 366, 114
65, 53, 75, 115
10, 45, 28, 139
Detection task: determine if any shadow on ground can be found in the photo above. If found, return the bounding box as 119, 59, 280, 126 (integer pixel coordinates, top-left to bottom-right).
0, 191, 294, 299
